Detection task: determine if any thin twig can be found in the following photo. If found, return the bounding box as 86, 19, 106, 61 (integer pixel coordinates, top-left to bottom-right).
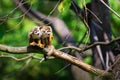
100, 0, 120, 19
55, 63, 71, 74
0, 55, 32, 61
0, 54, 55, 61
58, 37, 120, 53
87, 8, 102, 24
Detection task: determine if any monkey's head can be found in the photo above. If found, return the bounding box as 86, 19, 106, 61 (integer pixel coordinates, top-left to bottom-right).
41, 26, 52, 37
41, 26, 52, 35
29, 26, 42, 39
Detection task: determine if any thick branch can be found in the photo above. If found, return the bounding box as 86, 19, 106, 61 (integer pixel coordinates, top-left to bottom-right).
0, 44, 113, 78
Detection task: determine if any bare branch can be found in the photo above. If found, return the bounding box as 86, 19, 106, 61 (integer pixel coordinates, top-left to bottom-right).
0, 55, 54, 61
58, 37, 120, 53
0, 55, 32, 61
0, 44, 113, 78
0, 44, 28, 54
83, 37, 120, 52
100, 0, 120, 19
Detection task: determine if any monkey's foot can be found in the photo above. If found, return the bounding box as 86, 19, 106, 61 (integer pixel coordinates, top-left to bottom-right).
37, 44, 45, 48
38, 40, 45, 48
30, 42, 37, 46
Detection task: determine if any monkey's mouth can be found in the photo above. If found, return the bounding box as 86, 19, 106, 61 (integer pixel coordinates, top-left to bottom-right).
47, 32, 51, 35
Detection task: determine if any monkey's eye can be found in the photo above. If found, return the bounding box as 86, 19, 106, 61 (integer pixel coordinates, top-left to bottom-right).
39, 27, 42, 30
41, 29, 45, 33
34, 31, 37, 33
46, 30, 51, 35
34, 31, 39, 34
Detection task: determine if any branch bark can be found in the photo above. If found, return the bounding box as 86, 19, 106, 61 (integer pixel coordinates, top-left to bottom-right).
0, 44, 113, 79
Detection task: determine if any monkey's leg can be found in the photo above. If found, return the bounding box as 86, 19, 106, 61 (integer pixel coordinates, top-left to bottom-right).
49, 34, 53, 45
37, 40, 47, 60
38, 40, 44, 48
44, 54, 47, 61
44, 37, 49, 46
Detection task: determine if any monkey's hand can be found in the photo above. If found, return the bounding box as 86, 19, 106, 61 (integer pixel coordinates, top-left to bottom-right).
30, 41, 37, 46
37, 40, 44, 48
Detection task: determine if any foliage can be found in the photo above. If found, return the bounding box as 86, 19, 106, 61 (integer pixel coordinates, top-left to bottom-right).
58, 0, 71, 12
109, 0, 120, 37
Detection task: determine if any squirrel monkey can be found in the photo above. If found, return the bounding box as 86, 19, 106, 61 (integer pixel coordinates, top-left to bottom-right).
28, 26, 53, 48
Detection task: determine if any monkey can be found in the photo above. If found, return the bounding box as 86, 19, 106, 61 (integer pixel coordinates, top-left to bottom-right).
40, 26, 53, 48
28, 26, 53, 60
28, 26, 53, 48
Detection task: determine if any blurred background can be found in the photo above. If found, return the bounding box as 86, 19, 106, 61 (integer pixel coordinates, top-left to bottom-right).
0, 0, 120, 80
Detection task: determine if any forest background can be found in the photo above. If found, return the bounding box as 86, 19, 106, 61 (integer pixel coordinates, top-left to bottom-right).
0, 0, 120, 80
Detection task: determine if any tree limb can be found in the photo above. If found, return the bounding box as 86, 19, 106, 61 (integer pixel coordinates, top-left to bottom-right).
58, 37, 120, 53
0, 55, 54, 61
0, 44, 113, 79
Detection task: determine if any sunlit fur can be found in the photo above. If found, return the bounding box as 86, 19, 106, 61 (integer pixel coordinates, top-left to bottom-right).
28, 26, 53, 48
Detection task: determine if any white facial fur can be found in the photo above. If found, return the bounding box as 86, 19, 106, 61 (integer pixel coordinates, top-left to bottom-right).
31, 26, 42, 39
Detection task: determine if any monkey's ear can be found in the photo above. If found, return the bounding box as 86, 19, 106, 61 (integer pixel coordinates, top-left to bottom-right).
29, 30, 33, 34
46, 26, 50, 27
46, 26, 52, 31
44, 25, 49, 28
28, 31, 32, 39
39, 26, 43, 29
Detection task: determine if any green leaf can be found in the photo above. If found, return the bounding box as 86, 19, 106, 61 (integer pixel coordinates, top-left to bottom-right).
84, 56, 92, 64
58, 0, 71, 13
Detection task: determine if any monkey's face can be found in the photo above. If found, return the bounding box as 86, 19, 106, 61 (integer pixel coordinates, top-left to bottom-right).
31, 27, 42, 39
41, 27, 52, 38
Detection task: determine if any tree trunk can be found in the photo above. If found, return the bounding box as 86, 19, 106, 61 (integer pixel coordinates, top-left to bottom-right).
89, 0, 113, 69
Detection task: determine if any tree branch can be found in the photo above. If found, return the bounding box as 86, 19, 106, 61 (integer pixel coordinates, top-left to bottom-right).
100, 0, 120, 19
0, 44, 113, 79
0, 55, 32, 61
58, 37, 120, 53
0, 55, 54, 61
